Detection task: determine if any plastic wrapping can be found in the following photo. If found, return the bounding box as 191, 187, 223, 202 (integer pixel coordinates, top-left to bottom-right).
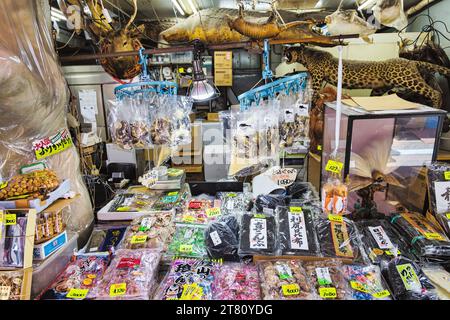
109, 193, 156, 212
83, 226, 127, 253
355, 218, 415, 264
175, 199, 217, 224
37, 253, 111, 300
254, 194, 291, 214
0, 211, 29, 269
94, 249, 161, 300
277, 206, 320, 256
216, 192, 250, 215
286, 182, 320, 202
316, 216, 366, 263
343, 264, 392, 300
119, 212, 175, 252
212, 262, 261, 300
422, 265, 450, 300
257, 102, 280, 168
152, 190, 184, 211
154, 258, 220, 300
205, 215, 240, 260
380, 256, 438, 300
167, 224, 208, 258
238, 212, 278, 256
258, 260, 315, 300
426, 162, 450, 237
0, 0, 93, 235
390, 212, 450, 262
321, 179, 348, 215
304, 259, 350, 300
0, 269, 27, 300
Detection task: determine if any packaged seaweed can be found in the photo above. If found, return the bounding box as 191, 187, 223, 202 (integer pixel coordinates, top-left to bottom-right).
258, 260, 315, 300
205, 215, 240, 261
167, 224, 208, 259
277, 206, 320, 256
343, 264, 392, 300
391, 212, 450, 262
212, 262, 261, 300
238, 212, 278, 256
426, 162, 450, 237
286, 182, 320, 202
254, 194, 291, 214
216, 192, 250, 215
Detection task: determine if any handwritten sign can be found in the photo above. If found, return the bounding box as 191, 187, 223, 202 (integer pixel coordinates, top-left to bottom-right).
325, 160, 343, 174
270, 168, 297, 187
32, 129, 73, 160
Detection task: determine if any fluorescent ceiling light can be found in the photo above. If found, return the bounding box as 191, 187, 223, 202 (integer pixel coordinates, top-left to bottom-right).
357, 0, 377, 10
187, 0, 198, 14
171, 0, 185, 16
51, 7, 67, 21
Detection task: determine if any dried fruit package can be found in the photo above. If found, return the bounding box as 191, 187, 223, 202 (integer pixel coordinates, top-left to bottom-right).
238, 212, 278, 256
167, 224, 208, 259
37, 253, 111, 300
212, 262, 261, 300
258, 260, 315, 300
304, 259, 350, 300
343, 265, 392, 300
94, 249, 162, 300
154, 258, 220, 300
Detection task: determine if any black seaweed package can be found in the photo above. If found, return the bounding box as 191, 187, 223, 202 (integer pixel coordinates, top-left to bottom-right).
426, 162, 450, 237
277, 205, 319, 256
355, 218, 415, 264
316, 216, 366, 263
380, 256, 438, 300
254, 194, 291, 214
239, 212, 278, 256
205, 215, 240, 261
286, 182, 319, 202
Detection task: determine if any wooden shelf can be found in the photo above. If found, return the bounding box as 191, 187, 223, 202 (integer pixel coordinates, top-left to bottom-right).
437, 148, 450, 161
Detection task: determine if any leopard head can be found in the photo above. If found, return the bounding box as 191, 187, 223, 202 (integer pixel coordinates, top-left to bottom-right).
284, 45, 306, 65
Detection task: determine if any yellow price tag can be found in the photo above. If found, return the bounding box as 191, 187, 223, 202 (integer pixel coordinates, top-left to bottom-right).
289, 207, 303, 214
168, 192, 178, 196
109, 283, 127, 297
317, 145, 322, 151
282, 284, 300, 296
182, 216, 196, 223
319, 287, 337, 299
444, 171, 450, 180
180, 283, 203, 300
66, 288, 89, 300
0, 181, 7, 189
328, 214, 343, 223
372, 290, 390, 299
424, 232, 445, 241
254, 214, 266, 218
325, 160, 343, 174
179, 244, 193, 254
131, 235, 148, 244
446, 213, 450, 220
4, 214, 16, 225
350, 281, 369, 293
385, 249, 401, 256
206, 207, 221, 218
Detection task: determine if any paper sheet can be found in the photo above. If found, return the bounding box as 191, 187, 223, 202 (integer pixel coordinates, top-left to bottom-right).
342, 94, 420, 111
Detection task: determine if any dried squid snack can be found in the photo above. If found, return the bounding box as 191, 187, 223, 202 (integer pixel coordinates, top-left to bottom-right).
94, 249, 162, 300
167, 224, 208, 259
107, 99, 133, 149
212, 262, 260, 300
154, 258, 220, 300
343, 264, 392, 300
304, 259, 350, 300
119, 212, 175, 253
0, 269, 25, 300
238, 212, 278, 256
257, 102, 280, 168
258, 260, 315, 300
216, 192, 249, 215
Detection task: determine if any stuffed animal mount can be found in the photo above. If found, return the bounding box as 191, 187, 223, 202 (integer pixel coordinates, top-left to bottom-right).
284, 46, 450, 108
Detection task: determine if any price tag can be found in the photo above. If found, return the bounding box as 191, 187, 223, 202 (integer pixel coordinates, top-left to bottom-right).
206, 207, 221, 218
325, 160, 343, 174
289, 207, 303, 214
109, 283, 127, 297
227, 193, 237, 198
182, 216, 196, 223
168, 191, 179, 196
180, 283, 203, 300
254, 214, 266, 219
317, 145, 322, 151
179, 244, 193, 254
271, 167, 297, 187
328, 214, 343, 223
319, 287, 337, 299
424, 232, 445, 241
4, 214, 16, 225
0, 181, 7, 189
281, 284, 300, 296
350, 281, 369, 293
446, 213, 450, 220
66, 288, 89, 300
385, 249, 401, 256
0, 286, 11, 300
444, 171, 450, 180
372, 290, 390, 299
131, 235, 148, 244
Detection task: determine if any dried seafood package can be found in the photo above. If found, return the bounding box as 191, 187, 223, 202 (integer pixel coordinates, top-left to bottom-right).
0, 211, 30, 269
277, 206, 320, 256
108, 99, 134, 149
167, 224, 208, 259
151, 190, 183, 211
258, 260, 315, 300
390, 212, 450, 262
355, 218, 415, 264
205, 215, 240, 261
109, 193, 155, 212
343, 265, 392, 300
154, 258, 220, 300
38, 253, 111, 300
238, 212, 278, 256
422, 265, 450, 300
304, 259, 350, 300
84, 226, 127, 253
175, 199, 217, 225
380, 256, 438, 300
257, 102, 280, 168
0, 269, 27, 300
216, 192, 250, 215
212, 262, 261, 300
94, 249, 162, 300
426, 162, 450, 237
119, 212, 175, 253
316, 216, 366, 263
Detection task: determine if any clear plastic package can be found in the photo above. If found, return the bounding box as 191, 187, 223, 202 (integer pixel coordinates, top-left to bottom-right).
277, 206, 320, 256
321, 178, 348, 216
83, 226, 127, 253
422, 265, 450, 300
108, 99, 133, 150
108, 193, 156, 212
257, 102, 280, 168
94, 249, 162, 300
0, 211, 30, 269
0, 269, 28, 300
380, 256, 439, 300
286, 182, 320, 202
205, 215, 240, 260
426, 162, 450, 237
154, 258, 220, 300
175, 199, 216, 224
343, 264, 392, 300
315, 216, 366, 263
254, 194, 291, 214
151, 190, 184, 211
167, 224, 208, 258
216, 192, 250, 215
119, 212, 175, 252
238, 212, 278, 256
304, 259, 350, 300
258, 259, 315, 300
212, 262, 261, 300
37, 253, 111, 300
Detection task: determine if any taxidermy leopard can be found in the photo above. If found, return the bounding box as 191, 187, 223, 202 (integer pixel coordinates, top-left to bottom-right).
284, 46, 450, 108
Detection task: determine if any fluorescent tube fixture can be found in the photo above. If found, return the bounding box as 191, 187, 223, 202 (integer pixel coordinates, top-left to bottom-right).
357, 0, 377, 10
171, 0, 185, 16
51, 7, 67, 21
187, 0, 198, 14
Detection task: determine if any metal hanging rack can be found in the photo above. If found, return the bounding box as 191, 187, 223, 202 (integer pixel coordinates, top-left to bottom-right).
114, 48, 178, 99
238, 39, 308, 110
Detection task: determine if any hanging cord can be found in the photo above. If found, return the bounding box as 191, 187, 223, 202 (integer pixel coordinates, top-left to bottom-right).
57, 30, 76, 49
331, 45, 343, 158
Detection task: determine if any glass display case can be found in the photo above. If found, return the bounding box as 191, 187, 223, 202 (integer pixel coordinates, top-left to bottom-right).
321, 102, 446, 218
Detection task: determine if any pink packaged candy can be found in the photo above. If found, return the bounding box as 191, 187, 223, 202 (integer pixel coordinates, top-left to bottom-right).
212, 263, 261, 300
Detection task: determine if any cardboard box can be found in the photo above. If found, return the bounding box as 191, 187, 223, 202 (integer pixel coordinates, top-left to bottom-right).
214, 68, 233, 86
207, 113, 220, 122
0, 267, 33, 300
214, 51, 232, 69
